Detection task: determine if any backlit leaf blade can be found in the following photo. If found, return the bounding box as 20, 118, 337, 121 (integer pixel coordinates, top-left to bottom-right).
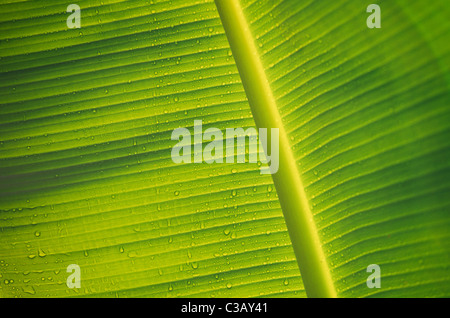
0, 0, 303, 298
229, 0, 450, 297
1, 0, 449, 298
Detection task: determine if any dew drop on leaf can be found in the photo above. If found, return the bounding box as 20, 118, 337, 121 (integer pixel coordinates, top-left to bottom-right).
38, 248, 46, 258
127, 251, 137, 258
22, 285, 36, 295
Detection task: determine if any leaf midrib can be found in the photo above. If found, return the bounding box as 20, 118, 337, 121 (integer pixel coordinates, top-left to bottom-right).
215, 0, 336, 298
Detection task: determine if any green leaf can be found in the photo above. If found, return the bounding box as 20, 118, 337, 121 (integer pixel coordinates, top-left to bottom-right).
225, 0, 450, 297
1, 0, 449, 298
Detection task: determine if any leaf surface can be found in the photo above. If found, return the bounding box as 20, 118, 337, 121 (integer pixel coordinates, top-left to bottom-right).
0, 0, 449, 298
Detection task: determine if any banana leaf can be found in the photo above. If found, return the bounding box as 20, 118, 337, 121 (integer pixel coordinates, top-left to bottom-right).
0, 0, 449, 298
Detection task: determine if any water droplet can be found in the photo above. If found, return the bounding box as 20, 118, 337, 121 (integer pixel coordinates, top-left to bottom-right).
38, 248, 46, 258
22, 285, 36, 295
127, 251, 137, 258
